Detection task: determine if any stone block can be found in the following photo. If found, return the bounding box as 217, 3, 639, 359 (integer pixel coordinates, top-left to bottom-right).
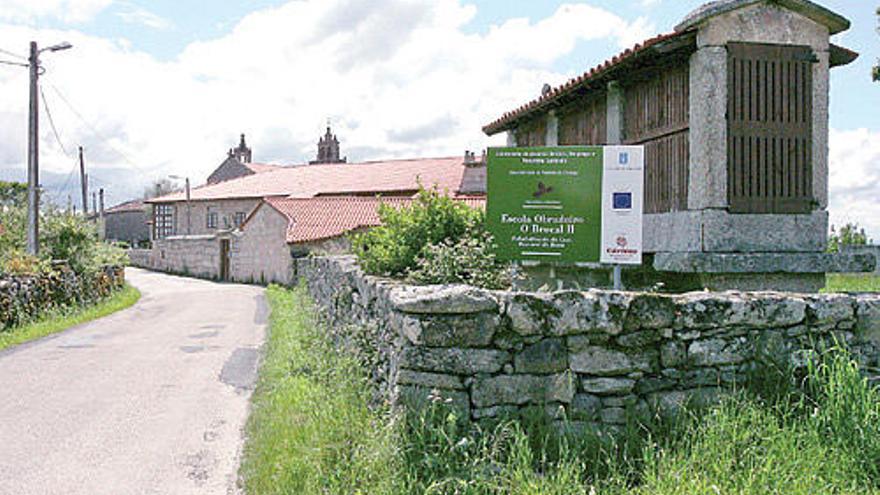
601, 395, 637, 408
472, 373, 574, 408
390, 285, 499, 314
661, 341, 686, 368
688, 338, 748, 367
570, 393, 602, 421
397, 385, 470, 417
514, 338, 568, 374
505, 292, 555, 336
635, 377, 677, 395
581, 377, 635, 395
410, 312, 501, 347
550, 291, 631, 336
473, 405, 518, 420
399, 347, 510, 375
616, 330, 664, 348
600, 407, 627, 425
624, 293, 676, 330
570, 346, 653, 376
806, 294, 855, 325
397, 370, 465, 390
855, 295, 880, 346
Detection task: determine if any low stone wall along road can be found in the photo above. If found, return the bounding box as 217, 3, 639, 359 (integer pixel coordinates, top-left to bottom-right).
0, 268, 266, 495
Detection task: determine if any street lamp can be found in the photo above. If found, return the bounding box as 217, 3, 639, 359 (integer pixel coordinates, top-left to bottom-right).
169, 175, 191, 235
26, 40, 73, 256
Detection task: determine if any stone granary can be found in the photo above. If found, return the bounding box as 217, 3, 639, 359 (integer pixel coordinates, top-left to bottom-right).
483, 0, 874, 292
137, 129, 486, 284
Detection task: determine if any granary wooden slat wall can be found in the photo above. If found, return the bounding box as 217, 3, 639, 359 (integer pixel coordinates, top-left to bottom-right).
558, 94, 607, 146
727, 42, 814, 214
515, 118, 547, 147
622, 62, 690, 214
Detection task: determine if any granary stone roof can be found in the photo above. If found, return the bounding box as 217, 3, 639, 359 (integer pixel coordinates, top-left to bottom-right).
675, 0, 850, 35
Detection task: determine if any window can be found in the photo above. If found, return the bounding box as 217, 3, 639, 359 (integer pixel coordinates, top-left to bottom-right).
727, 42, 814, 214
207, 211, 218, 229
154, 204, 174, 239
234, 212, 246, 228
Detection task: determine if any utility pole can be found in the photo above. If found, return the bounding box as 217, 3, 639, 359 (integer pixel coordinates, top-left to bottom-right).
25, 40, 73, 255
26, 42, 39, 255
98, 188, 105, 240
79, 146, 87, 215
92, 191, 97, 217
185, 177, 191, 235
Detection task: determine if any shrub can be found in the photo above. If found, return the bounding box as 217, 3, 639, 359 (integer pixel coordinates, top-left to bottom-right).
828, 222, 871, 253
407, 230, 512, 289
353, 187, 483, 276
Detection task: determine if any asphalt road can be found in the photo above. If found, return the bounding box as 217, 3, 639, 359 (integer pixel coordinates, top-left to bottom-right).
0, 268, 267, 495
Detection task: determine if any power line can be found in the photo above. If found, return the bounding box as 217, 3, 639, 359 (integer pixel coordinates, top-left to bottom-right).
40, 85, 71, 157
0, 47, 27, 61
0, 59, 28, 68
45, 81, 148, 174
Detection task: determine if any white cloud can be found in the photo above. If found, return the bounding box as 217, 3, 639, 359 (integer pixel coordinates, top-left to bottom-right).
0, 0, 114, 23
115, 4, 171, 30
828, 128, 880, 242
0, 0, 653, 206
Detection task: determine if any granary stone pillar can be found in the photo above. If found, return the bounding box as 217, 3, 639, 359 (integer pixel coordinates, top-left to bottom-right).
687, 47, 728, 210
545, 110, 559, 146
605, 81, 623, 145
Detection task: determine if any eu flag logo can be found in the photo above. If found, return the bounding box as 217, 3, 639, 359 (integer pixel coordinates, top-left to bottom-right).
613, 192, 632, 210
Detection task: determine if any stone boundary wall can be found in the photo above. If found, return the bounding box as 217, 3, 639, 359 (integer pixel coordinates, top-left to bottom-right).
129, 236, 222, 280
843, 245, 880, 274
298, 256, 880, 427
0, 265, 125, 330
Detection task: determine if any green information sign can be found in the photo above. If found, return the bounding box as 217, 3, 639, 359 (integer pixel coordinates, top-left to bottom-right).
487, 146, 603, 263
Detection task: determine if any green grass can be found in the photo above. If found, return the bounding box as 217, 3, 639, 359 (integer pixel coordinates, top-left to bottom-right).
0, 284, 141, 351
824, 273, 880, 293
243, 285, 880, 495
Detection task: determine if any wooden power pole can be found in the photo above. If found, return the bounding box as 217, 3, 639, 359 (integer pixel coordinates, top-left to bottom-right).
79, 146, 88, 215
26, 41, 39, 255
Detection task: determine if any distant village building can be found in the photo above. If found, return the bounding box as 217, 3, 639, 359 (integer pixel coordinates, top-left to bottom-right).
102, 199, 149, 247
482, 0, 870, 291
206, 134, 282, 185
135, 126, 485, 284
309, 126, 347, 164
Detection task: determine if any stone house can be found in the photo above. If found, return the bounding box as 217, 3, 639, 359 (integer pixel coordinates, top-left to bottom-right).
206, 134, 283, 185
102, 199, 149, 247
482, 0, 873, 291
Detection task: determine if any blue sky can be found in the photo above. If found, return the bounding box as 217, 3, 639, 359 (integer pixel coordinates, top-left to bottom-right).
0, 0, 877, 237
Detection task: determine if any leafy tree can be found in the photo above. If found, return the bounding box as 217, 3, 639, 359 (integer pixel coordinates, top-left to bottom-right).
874, 7, 879, 82
144, 178, 177, 199
828, 222, 872, 253
0, 181, 27, 207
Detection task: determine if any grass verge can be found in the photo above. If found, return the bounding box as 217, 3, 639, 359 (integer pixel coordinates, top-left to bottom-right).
0, 284, 140, 352
825, 273, 880, 293
243, 285, 880, 495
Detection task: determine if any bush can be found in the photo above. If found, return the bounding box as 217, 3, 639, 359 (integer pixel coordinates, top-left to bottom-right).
828, 222, 871, 253
353, 187, 483, 276
408, 230, 512, 290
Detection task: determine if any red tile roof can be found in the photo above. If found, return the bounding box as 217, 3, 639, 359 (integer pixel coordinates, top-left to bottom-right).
482, 31, 695, 136
262, 195, 485, 244
148, 157, 469, 203
105, 199, 145, 214
244, 162, 284, 174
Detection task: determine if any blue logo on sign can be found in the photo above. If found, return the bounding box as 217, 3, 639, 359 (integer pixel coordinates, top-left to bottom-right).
613, 192, 632, 210
619, 152, 629, 165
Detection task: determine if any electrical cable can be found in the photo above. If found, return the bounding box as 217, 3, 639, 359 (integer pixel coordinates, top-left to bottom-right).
0, 47, 27, 61
0, 59, 28, 68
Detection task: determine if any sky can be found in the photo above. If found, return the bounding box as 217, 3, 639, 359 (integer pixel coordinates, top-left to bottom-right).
0, 0, 877, 239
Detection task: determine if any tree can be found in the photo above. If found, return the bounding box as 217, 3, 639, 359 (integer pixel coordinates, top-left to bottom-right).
828, 222, 872, 253
0, 181, 27, 207
875, 7, 879, 82
143, 178, 178, 199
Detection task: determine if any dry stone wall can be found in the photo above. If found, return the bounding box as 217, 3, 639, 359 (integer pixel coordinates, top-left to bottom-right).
298, 256, 880, 427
